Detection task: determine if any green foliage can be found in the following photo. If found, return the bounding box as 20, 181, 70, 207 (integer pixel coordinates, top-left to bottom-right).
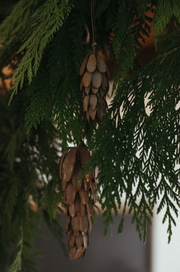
88, 37, 180, 242
1, 0, 180, 270
153, 0, 180, 37
0, 90, 66, 271
0, 0, 74, 103
8, 229, 23, 272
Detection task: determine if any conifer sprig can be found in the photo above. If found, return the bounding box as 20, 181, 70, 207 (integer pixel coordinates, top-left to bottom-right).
88, 43, 180, 242
8, 229, 23, 272
3, 0, 74, 104
1, 1, 180, 270
152, 0, 180, 37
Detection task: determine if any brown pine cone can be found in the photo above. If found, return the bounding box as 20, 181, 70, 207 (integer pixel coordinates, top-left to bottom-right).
80, 53, 110, 123
59, 143, 97, 260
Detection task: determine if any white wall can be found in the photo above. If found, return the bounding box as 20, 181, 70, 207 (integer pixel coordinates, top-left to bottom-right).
152, 206, 180, 272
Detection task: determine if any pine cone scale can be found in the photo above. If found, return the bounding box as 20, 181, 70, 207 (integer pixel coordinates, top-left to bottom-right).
87, 54, 96, 73
82, 71, 92, 87
62, 148, 77, 182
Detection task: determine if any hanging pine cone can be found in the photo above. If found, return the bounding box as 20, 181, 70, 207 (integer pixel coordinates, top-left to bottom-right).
80, 53, 110, 123
59, 143, 97, 260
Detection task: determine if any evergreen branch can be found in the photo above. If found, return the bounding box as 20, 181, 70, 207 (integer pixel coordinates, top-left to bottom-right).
152, 0, 180, 38
96, 0, 111, 18
2, 123, 26, 171
88, 40, 180, 241
69, 0, 88, 74
24, 70, 54, 133
160, 45, 180, 63
8, 0, 74, 104
2, 0, 180, 265
0, 0, 40, 59
8, 228, 23, 272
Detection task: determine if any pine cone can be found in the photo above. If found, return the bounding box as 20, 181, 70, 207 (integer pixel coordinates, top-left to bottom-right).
59, 143, 97, 260
80, 54, 110, 123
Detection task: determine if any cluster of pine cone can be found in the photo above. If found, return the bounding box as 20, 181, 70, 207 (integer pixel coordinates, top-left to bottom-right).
59, 143, 97, 260
80, 53, 109, 123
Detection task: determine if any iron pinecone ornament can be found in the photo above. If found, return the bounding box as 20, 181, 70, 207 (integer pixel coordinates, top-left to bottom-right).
59, 143, 97, 260
80, 53, 110, 123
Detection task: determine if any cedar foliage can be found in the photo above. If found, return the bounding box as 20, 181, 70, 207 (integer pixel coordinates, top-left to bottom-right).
0, 0, 180, 270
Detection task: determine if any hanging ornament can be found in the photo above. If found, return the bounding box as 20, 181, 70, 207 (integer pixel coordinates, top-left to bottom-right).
80, 53, 110, 123
59, 142, 97, 260
79, 0, 110, 123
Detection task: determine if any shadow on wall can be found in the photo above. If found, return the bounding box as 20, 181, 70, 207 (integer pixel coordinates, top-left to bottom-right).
32, 214, 150, 272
